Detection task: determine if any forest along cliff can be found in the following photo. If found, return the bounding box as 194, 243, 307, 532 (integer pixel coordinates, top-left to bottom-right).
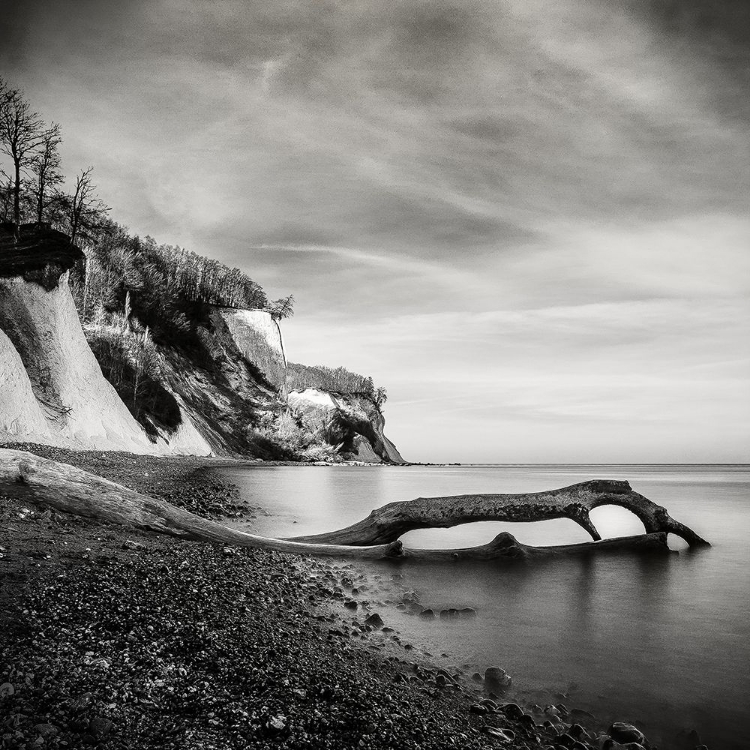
0, 223, 404, 463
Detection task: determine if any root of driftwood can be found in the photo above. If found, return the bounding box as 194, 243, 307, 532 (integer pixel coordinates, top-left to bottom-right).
0, 450, 709, 561
289, 479, 710, 548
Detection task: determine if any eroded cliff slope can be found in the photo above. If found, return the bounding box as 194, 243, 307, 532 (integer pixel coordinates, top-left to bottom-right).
0, 225, 403, 462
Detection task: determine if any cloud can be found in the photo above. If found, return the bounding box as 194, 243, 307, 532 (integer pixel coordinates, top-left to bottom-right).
1, 0, 749, 460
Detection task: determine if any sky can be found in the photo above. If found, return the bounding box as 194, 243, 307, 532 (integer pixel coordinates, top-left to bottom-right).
2, 0, 749, 463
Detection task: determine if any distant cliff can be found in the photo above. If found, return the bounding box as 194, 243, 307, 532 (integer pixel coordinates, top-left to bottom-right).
0, 225, 404, 462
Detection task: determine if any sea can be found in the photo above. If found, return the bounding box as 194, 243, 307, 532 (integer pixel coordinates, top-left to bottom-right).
220, 464, 750, 750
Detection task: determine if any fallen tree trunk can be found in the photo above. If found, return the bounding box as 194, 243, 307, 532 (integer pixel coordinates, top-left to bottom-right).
0, 450, 708, 561
0, 449, 400, 560
290, 479, 710, 548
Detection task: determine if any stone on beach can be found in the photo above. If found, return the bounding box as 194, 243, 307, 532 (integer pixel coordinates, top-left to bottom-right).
484, 666, 512, 693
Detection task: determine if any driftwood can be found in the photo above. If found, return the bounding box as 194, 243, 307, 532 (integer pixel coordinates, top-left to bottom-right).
0, 450, 708, 562
290, 479, 710, 548
0, 450, 400, 560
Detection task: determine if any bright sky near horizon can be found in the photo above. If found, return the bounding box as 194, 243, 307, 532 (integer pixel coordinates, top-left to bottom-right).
2, 0, 749, 463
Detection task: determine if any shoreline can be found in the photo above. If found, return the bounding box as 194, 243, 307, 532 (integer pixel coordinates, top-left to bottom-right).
1, 445, 656, 749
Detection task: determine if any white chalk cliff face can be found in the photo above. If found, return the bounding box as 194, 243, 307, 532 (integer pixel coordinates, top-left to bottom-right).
0, 328, 52, 442
214, 308, 287, 392
0, 273, 211, 455
288, 388, 405, 464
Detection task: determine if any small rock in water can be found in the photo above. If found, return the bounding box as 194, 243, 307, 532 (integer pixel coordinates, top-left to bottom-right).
608, 722, 645, 745
484, 666, 512, 693
365, 612, 384, 628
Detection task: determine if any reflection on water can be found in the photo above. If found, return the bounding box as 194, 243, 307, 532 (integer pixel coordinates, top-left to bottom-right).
224, 464, 750, 750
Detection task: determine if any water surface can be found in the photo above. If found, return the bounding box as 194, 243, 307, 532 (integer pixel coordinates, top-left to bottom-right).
222, 464, 750, 749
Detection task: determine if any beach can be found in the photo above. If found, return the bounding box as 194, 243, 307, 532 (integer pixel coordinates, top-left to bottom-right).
0, 446, 683, 750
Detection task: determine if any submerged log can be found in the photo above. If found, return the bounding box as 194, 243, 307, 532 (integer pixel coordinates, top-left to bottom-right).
0, 450, 708, 561
397, 531, 672, 562
290, 479, 710, 548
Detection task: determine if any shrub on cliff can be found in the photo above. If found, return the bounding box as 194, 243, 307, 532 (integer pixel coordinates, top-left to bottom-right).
287, 363, 386, 406
85, 316, 182, 439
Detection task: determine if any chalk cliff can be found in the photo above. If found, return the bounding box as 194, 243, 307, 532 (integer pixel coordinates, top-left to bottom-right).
0, 226, 403, 462
288, 389, 405, 464
0, 272, 212, 455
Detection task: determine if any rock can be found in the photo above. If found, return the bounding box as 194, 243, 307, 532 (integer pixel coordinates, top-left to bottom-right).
569, 723, 587, 740
484, 667, 512, 693
459, 607, 477, 617
499, 702, 524, 720
609, 722, 645, 745
268, 715, 286, 732
33, 724, 59, 739
344, 599, 358, 610
439, 608, 460, 619
482, 726, 515, 742
519, 714, 536, 730
0, 682, 14, 697
122, 539, 144, 550
89, 717, 113, 739
471, 672, 483, 682
469, 703, 488, 715
365, 613, 384, 628
419, 609, 435, 619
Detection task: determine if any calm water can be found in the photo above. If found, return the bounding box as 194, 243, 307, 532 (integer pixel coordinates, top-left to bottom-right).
222, 464, 750, 749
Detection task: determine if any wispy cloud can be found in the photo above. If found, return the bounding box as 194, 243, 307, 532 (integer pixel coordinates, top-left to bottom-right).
2, 0, 748, 460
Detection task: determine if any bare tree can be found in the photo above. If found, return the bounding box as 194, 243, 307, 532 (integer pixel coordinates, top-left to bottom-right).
29, 122, 63, 226
0, 79, 48, 240
67, 167, 109, 246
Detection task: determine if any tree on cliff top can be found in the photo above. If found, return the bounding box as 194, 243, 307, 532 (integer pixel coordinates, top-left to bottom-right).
65, 166, 110, 246
0, 78, 54, 240
268, 295, 295, 320
28, 122, 63, 226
